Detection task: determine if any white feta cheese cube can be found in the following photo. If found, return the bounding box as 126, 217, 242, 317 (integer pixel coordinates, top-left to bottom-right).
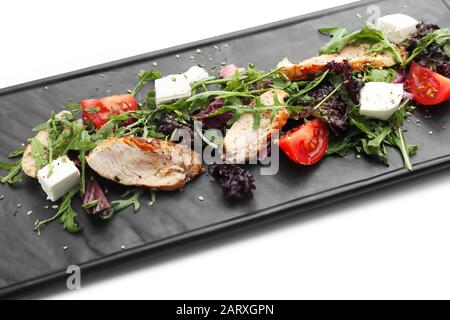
184, 66, 209, 83
359, 82, 404, 121
377, 14, 418, 44
155, 74, 192, 105
37, 156, 80, 202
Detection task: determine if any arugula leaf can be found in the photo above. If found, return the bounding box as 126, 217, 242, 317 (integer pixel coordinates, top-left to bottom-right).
132, 69, 163, 97
59, 205, 81, 233
331, 99, 416, 170
363, 68, 397, 83
46, 112, 58, 176
319, 27, 348, 45
0, 161, 19, 171
327, 133, 359, 157
106, 189, 144, 219
8, 146, 25, 158
319, 23, 402, 63
387, 128, 415, 171
187, 90, 263, 103
252, 99, 263, 130
34, 185, 82, 233
85, 106, 100, 114
444, 42, 450, 57
219, 65, 282, 92
30, 138, 48, 170
78, 130, 91, 194
82, 199, 99, 209
405, 28, 450, 65
0, 161, 22, 185
287, 70, 329, 104
145, 90, 157, 109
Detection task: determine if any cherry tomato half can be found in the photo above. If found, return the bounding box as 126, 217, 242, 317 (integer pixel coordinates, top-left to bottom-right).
278, 118, 329, 166
80, 94, 138, 129
408, 62, 450, 106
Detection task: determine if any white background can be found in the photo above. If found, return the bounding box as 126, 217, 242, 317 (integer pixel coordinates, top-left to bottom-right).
2, 0, 450, 300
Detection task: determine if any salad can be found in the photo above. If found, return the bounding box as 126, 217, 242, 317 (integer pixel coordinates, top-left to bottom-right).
1, 13, 449, 233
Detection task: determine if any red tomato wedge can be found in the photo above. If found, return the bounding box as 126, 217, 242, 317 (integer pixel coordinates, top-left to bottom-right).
80, 94, 138, 129
408, 62, 450, 106
278, 118, 329, 166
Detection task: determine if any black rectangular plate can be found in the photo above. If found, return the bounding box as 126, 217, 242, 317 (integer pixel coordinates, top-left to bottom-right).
1, 0, 449, 298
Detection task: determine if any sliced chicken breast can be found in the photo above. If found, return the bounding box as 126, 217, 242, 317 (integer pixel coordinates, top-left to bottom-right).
22, 111, 71, 178
223, 89, 289, 163
22, 131, 49, 178
86, 136, 204, 191
280, 44, 407, 80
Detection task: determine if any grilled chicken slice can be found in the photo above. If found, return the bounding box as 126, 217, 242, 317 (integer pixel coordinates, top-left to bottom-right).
280, 43, 407, 80
22, 131, 49, 178
223, 89, 289, 163
86, 136, 204, 191
22, 111, 71, 178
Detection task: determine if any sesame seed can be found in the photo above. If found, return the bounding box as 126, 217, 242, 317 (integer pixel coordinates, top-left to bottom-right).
27, 211, 33, 216
429, 131, 433, 135
356, 13, 362, 19
51, 205, 59, 209
16, 204, 22, 208
190, 55, 195, 60
213, 45, 219, 49
44, 205, 49, 209
176, 54, 180, 59
152, 62, 158, 66
198, 196, 204, 201
224, 44, 229, 48
196, 49, 202, 54
0, 195, 4, 200
100, 74, 104, 78
63, 246, 69, 251
356, 154, 361, 159
127, 89, 132, 94
121, 245, 126, 250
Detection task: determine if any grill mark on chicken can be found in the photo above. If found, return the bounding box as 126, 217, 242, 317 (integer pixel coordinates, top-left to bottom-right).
86, 136, 204, 191
280, 44, 407, 80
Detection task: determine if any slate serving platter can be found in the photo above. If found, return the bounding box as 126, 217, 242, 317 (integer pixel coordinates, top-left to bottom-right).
1, 0, 449, 298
